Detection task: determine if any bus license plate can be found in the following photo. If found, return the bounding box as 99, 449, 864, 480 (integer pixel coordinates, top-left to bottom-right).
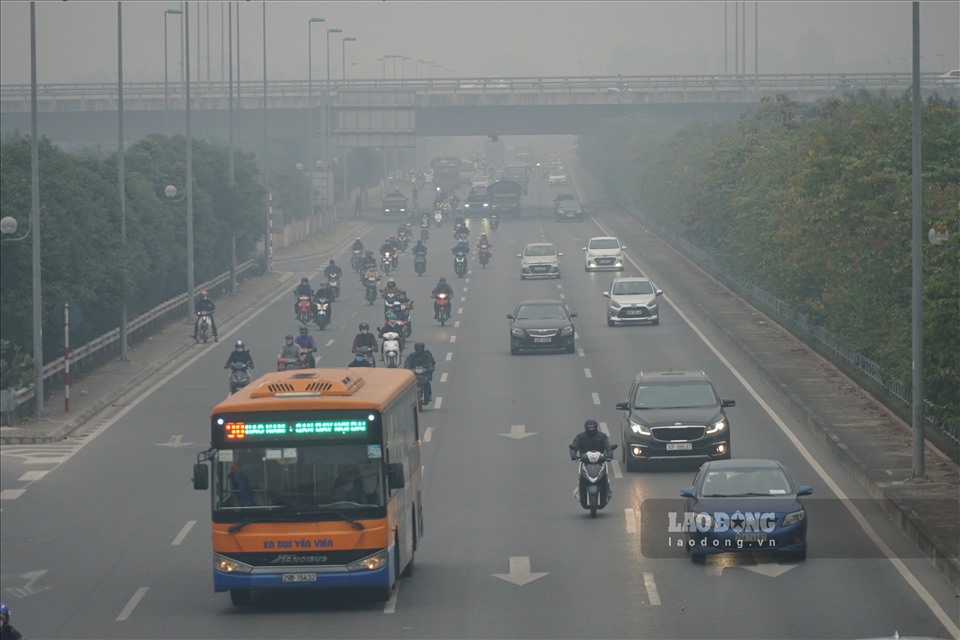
666, 442, 692, 451
282, 573, 317, 583
533, 337, 552, 343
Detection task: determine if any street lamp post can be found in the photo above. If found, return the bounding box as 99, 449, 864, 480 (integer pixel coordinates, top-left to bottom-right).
402, 56, 411, 79
307, 17, 325, 235
118, 0, 128, 362
326, 27, 342, 222
342, 36, 356, 82
163, 8, 183, 118
184, 2, 195, 320
29, 1, 43, 418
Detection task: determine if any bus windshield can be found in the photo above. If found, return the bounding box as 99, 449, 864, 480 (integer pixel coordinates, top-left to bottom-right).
214, 443, 385, 511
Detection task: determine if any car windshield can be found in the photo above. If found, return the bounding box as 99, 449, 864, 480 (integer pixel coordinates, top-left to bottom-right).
525, 245, 556, 257
556, 194, 574, 201
515, 304, 566, 320
558, 203, 580, 211
633, 381, 718, 409
590, 239, 620, 250
612, 280, 653, 295
700, 468, 793, 497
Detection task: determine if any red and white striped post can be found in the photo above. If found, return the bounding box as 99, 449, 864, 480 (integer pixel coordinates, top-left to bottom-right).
267, 192, 274, 272
63, 302, 70, 412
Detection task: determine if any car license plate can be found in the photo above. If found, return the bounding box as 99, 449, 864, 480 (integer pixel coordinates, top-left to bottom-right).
282, 573, 317, 583
624, 309, 643, 316
534, 266, 548, 272
666, 442, 692, 451
736, 533, 767, 543
533, 337, 552, 343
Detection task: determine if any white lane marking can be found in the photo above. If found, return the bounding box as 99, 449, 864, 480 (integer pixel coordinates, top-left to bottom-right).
454, 321, 461, 327
440, 372, 448, 382
18, 470, 48, 481
578, 348, 585, 357
115, 586, 149, 621
599, 421, 610, 435
557, 283, 562, 289
559, 293, 565, 299
171, 520, 196, 546
589, 215, 960, 636
591, 392, 600, 405
325, 339, 335, 347
424, 427, 433, 443
643, 572, 661, 606
584, 368, 592, 379
462, 286, 468, 292
383, 581, 399, 614
445, 352, 453, 361
625, 508, 637, 533
611, 460, 623, 479
449, 335, 457, 343
0, 489, 26, 500
458, 307, 463, 314
434, 397, 443, 409
460, 296, 466, 302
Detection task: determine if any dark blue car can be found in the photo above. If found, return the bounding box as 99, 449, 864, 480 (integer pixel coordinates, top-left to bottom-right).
679, 459, 811, 563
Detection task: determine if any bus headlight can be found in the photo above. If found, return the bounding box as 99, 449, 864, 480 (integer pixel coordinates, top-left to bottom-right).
215, 554, 253, 574
347, 549, 389, 571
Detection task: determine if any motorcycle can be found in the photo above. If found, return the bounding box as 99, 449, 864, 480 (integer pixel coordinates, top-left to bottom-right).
490, 214, 499, 231
381, 252, 393, 275
196, 311, 213, 344
414, 252, 427, 276
277, 354, 309, 371
364, 276, 379, 305
381, 330, 402, 368
296, 294, 313, 325
397, 232, 410, 252
569, 445, 618, 518
420, 226, 430, 242
434, 210, 444, 227
433, 292, 451, 326
351, 250, 364, 272
454, 249, 468, 278
351, 345, 376, 367
326, 274, 341, 301
314, 297, 331, 330
413, 365, 432, 408
478, 243, 492, 268
228, 361, 251, 394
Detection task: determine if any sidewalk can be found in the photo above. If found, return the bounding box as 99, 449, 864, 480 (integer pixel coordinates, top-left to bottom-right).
0, 217, 373, 446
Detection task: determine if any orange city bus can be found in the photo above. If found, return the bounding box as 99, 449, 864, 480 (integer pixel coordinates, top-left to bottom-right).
192, 368, 423, 606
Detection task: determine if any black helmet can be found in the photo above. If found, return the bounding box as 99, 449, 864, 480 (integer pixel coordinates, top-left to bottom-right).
301, 277, 309, 285
299, 326, 308, 335
584, 419, 599, 436
234, 340, 245, 352
329, 259, 336, 265
387, 278, 396, 287
414, 341, 425, 354
439, 276, 446, 284
359, 322, 369, 332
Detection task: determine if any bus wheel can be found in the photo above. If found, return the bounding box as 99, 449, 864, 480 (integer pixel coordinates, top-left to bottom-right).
229, 589, 251, 606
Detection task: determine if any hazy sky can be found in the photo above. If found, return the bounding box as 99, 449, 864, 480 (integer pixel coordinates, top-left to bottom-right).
1, 1, 957, 85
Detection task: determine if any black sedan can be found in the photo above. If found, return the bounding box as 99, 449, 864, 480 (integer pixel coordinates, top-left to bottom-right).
679, 459, 811, 563
508, 300, 577, 355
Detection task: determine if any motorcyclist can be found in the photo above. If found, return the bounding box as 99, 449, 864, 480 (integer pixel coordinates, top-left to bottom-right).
224, 339, 255, 370
351, 322, 379, 352
294, 326, 318, 367
0, 602, 24, 640
193, 289, 218, 342
413, 239, 428, 258
380, 237, 398, 256
278, 334, 302, 368
476, 233, 491, 249
360, 249, 378, 271
313, 282, 335, 323
452, 237, 471, 256
351, 238, 364, 253
379, 310, 405, 359
569, 419, 613, 499
324, 259, 343, 281
348, 350, 376, 367
432, 276, 454, 320
404, 341, 436, 404
293, 276, 314, 319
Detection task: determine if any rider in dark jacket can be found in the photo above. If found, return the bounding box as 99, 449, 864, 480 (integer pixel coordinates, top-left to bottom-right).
324, 259, 343, 280
404, 342, 436, 403
569, 419, 613, 499
293, 277, 314, 319
413, 240, 428, 257
351, 322, 379, 352
360, 250, 378, 271
224, 340, 255, 370
193, 290, 218, 341
432, 277, 454, 319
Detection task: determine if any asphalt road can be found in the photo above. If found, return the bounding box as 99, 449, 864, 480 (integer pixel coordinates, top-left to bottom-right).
0, 168, 956, 639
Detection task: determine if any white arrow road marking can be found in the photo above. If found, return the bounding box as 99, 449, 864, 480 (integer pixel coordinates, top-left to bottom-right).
643, 572, 661, 605
116, 587, 149, 621
156, 435, 192, 448
500, 425, 537, 439
3, 569, 50, 598
740, 564, 800, 578
492, 556, 549, 586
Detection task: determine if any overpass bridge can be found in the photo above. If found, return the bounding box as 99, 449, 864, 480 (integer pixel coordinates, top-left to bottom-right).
0, 73, 951, 147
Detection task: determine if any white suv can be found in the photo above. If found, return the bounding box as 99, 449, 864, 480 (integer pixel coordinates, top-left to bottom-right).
583, 236, 626, 271
519, 242, 563, 279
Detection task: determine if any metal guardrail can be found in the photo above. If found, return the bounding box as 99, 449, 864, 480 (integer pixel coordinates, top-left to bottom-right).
1, 72, 948, 102
11, 258, 260, 409
636, 214, 957, 450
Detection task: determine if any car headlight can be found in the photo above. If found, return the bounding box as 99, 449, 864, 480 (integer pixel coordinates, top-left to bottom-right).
215, 554, 253, 574
630, 420, 652, 435
706, 417, 727, 434
511, 327, 524, 336
347, 549, 389, 571
609, 300, 623, 310
560, 325, 574, 335
782, 509, 806, 527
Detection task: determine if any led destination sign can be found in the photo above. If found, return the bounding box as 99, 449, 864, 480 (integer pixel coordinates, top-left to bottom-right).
213, 412, 378, 444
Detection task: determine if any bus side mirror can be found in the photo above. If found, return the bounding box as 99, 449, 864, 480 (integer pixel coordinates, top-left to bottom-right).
387, 462, 405, 489
193, 463, 209, 491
